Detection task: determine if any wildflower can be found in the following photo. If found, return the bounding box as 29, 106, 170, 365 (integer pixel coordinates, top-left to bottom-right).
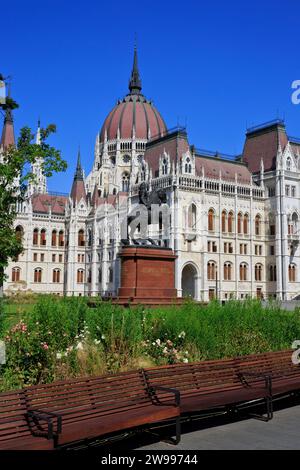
41, 342, 49, 350
183, 358, 189, 363
178, 331, 186, 339
56, 353, 62, 359
155, 339, 161, 346
76, 342, 84, 350
101, 334, 105, 340
94, 339, 101, 345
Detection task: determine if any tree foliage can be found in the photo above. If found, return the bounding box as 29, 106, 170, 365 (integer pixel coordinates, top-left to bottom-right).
0, 96, 67, 286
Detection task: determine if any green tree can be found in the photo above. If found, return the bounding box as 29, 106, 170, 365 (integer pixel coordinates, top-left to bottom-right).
0, 96, 67, 291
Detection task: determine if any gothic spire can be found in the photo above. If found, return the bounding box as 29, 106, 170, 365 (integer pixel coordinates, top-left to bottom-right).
74, 147, 83, 180
128, 46, 142, 94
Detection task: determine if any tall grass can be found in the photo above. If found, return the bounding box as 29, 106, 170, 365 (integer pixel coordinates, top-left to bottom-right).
0, 296, 300, 392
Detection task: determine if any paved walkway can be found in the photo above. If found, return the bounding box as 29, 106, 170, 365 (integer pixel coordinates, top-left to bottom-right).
138, 402, 300, 450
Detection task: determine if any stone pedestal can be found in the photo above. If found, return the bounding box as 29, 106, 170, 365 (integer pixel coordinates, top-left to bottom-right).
116, 246, 182, 306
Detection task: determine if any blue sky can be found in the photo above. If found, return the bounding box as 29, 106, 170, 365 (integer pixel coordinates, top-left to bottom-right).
2, 0, 300, 191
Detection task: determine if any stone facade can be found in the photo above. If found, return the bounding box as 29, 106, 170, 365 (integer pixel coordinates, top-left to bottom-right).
2, 51, 300, 301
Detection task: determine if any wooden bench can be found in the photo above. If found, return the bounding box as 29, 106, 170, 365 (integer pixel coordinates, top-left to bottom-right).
144, 356, 273, 419
0, 370, 180, 450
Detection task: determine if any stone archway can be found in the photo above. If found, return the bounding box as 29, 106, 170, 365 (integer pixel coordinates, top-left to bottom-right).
181, 264, 197, 299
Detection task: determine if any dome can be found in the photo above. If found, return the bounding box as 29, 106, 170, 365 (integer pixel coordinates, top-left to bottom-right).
100, 48, 167, 142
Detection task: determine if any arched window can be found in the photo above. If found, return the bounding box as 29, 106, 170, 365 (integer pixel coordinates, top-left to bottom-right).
78, 229, 85, 246
51, 230, 57, 247
15, 225, 24, 242
40, 229, 46, 246
228, 211, 234, 233
141, 164, 146, 181
188, 204, 197, 230
34, 268, 42, 283
208, 209, 215, 231
98, 268, 102, 283
162, 158, 168, 175
286, 157, 291, 171
289, 264, 296, 282
221, 210, 227, 233
224, 262, 232, 281
243, 214, 249, 235
58, 230, 64, 247
12, 267, 21, 282
109, 267, 113, 283
33, 228, 39, 245
255, 214, 261, 236
184, 157, 192, 174
122, 172, 130, 192
207, 261, 216, 280
237, 213, 242, 234
52, 269, 60, 283
77, 269, 84, 283
255, 263, 263, 281
239, 263, 247, 281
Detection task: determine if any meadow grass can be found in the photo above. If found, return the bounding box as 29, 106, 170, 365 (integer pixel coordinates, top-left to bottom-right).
0, 296, 299, 391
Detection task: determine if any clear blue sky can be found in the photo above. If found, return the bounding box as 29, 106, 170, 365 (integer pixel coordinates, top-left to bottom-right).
2, 0, 300, 192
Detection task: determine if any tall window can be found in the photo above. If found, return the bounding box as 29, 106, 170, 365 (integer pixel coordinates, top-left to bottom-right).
40, 229, 46, 246
98, 268, 102, 283
289, 264, 296, 282
208, 209, 215, 231
15, 226, 24, 241
51, 230, 57, 247
33, 228, 39, 245
162, 158, 168, 175
224, 262, 232, 281
109, 267, 113, 283
185, 157, 192, 174
77, 269, 84, 283
12, 267, 21, 282
221, 210, 227, 233
243, 214, 249, 235
58, 230, 64, 247
238, 213, 242, 234
228, 211, 233, 233
52, 269, 60, 283
122, 172, 130, 192
78, 229, 85, 246
269, 265, 277, 282
286, 157, 291, 171
207, 261, 216, 280
255, 263, 262, 281
255, 214, 261, 236
34, 268, 42, 283
239, 263, 247, 281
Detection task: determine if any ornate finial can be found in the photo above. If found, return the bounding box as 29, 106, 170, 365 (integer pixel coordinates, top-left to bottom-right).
128, 43, 142, 94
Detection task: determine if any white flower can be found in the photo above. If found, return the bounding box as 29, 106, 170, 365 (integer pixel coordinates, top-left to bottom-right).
152, 342, 156, 346
178, 331, 186, 339
76, 342, 84, 350
183, 358, 188, 363
101, 334, 105, 340
94, 339, 101, 345
155, 339, 161, 346
56, 352, 62, 360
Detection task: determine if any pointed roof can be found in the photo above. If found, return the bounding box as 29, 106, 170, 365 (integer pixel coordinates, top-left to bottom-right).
70, 148, 86, 204
1, 106, 15, 149
128, 46, 142, 94
242, 119, 288, 173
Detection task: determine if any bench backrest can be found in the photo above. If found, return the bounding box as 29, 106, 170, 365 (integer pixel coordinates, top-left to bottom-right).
0, 389, 29, 445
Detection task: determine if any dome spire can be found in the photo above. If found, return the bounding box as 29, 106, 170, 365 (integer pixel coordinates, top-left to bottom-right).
128, 43, 142, 94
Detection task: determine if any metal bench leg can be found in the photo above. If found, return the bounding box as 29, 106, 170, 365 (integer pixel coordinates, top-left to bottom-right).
246, 395, 273, 422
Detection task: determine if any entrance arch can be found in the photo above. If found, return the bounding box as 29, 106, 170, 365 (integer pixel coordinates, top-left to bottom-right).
181, 264, 197, 299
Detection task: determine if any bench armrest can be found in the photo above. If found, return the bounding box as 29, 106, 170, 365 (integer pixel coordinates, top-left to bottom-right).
149, 385, 180, 407
239, 371, 272, 395
27, 409, 62, 440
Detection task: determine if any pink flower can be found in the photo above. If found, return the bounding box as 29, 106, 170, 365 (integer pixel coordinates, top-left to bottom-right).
41, 342, 49, 350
